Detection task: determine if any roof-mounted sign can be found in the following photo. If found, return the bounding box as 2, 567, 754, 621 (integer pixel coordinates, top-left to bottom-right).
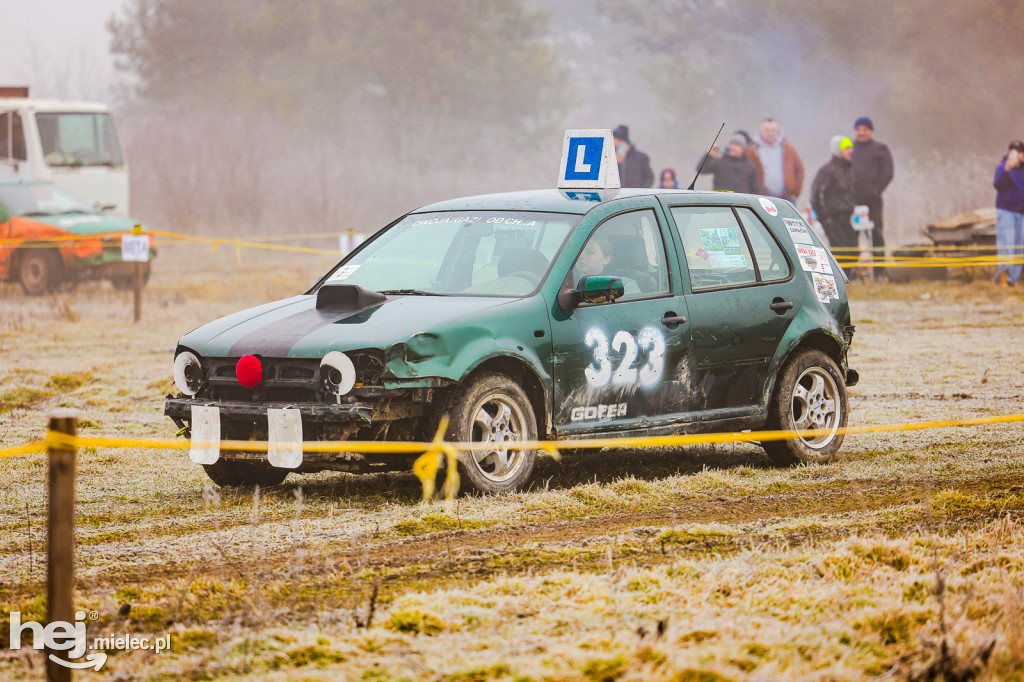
557, 129, 620, 191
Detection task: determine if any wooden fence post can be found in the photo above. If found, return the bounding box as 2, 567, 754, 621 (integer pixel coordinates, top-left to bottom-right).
133, 261, 142, 323
46, 410, 77, 682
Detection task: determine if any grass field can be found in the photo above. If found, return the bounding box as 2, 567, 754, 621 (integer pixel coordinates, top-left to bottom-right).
1, 250, 1023, 680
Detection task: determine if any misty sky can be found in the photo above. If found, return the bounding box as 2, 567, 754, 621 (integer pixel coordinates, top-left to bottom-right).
0, 0, 126, 98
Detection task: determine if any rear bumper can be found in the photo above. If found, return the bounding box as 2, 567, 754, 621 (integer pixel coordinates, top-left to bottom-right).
164, 397, 374, 423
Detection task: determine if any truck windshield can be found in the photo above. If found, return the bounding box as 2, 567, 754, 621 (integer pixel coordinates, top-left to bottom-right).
0, 183, 93, 216
36, 112, 125, 167
322, 211, 580, 296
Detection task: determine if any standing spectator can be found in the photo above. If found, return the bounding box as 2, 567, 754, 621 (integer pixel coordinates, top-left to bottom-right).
850, 116, 894, 259
612, 125, 654, 188
746, 118, 805, 201
811, 136, 857, 267
659, 168, 679, 189
696, 134, 759, 194
993, 139, 1024, 287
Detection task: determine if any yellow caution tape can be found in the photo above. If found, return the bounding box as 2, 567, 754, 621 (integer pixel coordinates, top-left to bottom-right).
2, 411, 1021, 462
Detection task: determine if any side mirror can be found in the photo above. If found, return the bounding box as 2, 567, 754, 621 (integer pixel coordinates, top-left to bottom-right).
560, 275, 624, 309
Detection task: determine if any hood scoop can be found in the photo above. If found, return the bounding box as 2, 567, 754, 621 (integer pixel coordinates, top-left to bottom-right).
316, 284, 387, 312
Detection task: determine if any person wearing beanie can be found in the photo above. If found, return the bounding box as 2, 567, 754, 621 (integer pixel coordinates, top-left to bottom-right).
612, 124, 654, 188
659, 168, 679, 189
993, 139, 1024, 286
811, 136, 857, 267
695, 134, 759, 193
850, 116, 894, 264
745, 118, 805, 201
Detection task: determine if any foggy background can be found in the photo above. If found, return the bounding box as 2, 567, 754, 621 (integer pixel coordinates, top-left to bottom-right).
2, 0, 1020, 246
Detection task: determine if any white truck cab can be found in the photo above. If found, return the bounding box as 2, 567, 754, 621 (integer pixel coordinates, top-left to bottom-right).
0, 86, 130, 216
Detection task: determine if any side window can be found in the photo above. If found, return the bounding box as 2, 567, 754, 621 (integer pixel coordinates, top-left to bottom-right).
735, 207, 790, 282
12, 113, 26, 161
671, 206, 756, 289
572, 209, 670, 299
0, 113, 9, 159
0, 113, 27, 162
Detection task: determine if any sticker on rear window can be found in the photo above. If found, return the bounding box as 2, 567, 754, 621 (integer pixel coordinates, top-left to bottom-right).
758, 197, 778, 216
797, 245, 833, 274
329, 264, 361, 281
783, 218, 814, 244
812, 273, 838, 302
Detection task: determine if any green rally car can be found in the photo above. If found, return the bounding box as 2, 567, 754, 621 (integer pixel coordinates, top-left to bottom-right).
165, 188, 858, 493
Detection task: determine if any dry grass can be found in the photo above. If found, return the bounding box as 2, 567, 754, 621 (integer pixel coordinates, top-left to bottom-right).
0, 251, 1023, 679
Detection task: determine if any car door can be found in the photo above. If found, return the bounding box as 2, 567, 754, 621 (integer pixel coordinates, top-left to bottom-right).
548, 200, 695, 435
664, 201, 804, 418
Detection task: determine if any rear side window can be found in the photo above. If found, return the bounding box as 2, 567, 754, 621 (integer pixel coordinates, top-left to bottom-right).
671, 206, 756, 289
735, 207, 790, 282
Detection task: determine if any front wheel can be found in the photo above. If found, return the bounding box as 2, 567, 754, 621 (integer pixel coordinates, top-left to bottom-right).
444, 372, 538, 495
762, 349, 848, 466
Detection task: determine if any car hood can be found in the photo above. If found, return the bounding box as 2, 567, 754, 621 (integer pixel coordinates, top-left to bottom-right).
23, 213, 138, 236
178, 293, 519, 359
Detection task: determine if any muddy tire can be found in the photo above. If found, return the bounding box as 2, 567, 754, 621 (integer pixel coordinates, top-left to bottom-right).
762, 349, 848, 466
18, 249, 62, 296
202, 459, 289, 488
110, 265, 151, 290
444, 372, 537, 495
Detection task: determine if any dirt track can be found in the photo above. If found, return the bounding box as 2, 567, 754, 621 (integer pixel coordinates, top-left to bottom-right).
2, 264, 1024, 679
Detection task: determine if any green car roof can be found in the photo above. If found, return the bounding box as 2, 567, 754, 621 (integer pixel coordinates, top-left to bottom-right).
414, 188, 746, 215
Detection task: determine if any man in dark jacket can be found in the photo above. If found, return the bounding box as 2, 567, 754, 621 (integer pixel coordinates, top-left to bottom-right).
696, 134, 759, 194
811, 136, 857, 264
613, 125, 654, 188
850, 117, 894, 255
993, 139, 1024, 286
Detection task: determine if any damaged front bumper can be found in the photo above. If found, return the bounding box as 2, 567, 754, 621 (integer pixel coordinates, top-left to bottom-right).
163, 397, 374, 424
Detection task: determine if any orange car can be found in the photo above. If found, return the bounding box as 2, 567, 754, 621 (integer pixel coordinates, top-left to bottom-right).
0, 181, 153, 295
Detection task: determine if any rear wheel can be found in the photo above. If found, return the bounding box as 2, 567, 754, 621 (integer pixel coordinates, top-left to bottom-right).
762, 349, 848, 466
18, 249, 62, 296
444, 373, 537, 494
202, 459, 289, 488
110, 265, 151, 290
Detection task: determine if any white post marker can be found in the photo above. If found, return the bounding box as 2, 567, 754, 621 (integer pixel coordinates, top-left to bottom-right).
557, 129, 620, 202
120, 231, 150, 262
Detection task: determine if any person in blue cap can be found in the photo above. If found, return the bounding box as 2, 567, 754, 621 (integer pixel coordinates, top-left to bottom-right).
850, 117, 894, 275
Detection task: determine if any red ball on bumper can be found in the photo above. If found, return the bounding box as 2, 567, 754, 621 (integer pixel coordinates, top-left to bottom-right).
236, 354, 263, 388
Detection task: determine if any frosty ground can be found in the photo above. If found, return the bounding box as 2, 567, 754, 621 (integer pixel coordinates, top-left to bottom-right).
1, 249, 1023, 680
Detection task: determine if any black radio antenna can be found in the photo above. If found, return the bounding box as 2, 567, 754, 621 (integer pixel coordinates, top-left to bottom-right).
687, 122, 726, 191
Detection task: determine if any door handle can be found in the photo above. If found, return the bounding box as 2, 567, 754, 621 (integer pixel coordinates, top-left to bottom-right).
770, 299, 794, 313
661, 313, 687, 328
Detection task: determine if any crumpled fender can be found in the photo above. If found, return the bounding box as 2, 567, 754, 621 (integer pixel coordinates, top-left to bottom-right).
382, 323, 550, 390
761, 302, 847, 405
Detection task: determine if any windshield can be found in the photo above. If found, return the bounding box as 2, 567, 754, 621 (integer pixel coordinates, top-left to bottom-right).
323, 211, 580, 296
0, 183, 94, 216
36, 112, 125, 167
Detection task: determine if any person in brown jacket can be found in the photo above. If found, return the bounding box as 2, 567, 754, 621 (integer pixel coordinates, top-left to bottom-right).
745, 118, 805, 202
